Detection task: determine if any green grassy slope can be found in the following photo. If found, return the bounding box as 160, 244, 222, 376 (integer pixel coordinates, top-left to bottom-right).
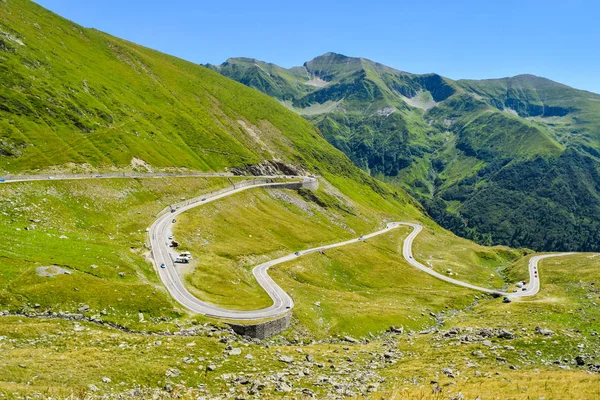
0, 251, 597, 399
173, 184, 521, 336
211, 53, 600, 252
0, 0, 377, 183
0, 3, 597, 397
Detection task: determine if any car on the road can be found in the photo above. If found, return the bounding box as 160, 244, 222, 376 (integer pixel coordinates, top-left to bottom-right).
172, 219, 176, 223
48, 176, 56, 180
160, 263, 166, 269
294, 251, 300, 256
0, 177, 5, 182
201, 198, 206, 201
359, 235, 364, 240
513, 289, 518, 293
168, 235, 174, 240
522, 287, 527, 291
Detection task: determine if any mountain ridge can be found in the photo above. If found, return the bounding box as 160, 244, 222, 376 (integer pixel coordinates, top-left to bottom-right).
209, 52, 600, 252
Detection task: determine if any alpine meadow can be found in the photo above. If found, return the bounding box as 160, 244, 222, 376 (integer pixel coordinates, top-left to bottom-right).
0, 1, 598, 399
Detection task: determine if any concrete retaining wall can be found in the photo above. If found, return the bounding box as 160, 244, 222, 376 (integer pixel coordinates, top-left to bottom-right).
228, 313, 291, 339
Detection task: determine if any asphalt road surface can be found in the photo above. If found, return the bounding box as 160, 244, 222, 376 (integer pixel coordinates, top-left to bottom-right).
399, 223, 573, 298
0, 172, 308, 184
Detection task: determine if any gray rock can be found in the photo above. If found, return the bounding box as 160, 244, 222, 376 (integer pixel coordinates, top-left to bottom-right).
343, 335, 359, 344
535, 326, 554, 336
165, 368, 180, 378
275, 382, 292, 393
279, 356, 294, 363
228, 348, 242, 356
442, 368, 455, 378
497, 329, 515, 339
390, 326, 404, 334
471, 350, 486, 359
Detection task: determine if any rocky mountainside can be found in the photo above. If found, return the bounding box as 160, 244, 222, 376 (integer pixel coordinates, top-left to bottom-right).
209, 53, 600, 251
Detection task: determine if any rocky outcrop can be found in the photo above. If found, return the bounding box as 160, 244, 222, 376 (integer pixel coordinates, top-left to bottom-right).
231, 160, 308, 177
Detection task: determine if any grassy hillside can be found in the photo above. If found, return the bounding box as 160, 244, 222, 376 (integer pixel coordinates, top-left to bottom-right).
173, 184, 520, 337
0, 0, 376, 185
211, 53, 600, 252
0, 250, 597, 398
0, 2, 597, 398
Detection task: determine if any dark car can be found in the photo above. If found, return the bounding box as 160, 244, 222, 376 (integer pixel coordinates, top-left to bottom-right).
160, 263, 166, 269
294, 252, 300, 256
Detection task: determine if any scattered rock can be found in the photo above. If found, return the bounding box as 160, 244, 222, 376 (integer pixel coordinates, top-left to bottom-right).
165, 368, 180, 378
497, 329, 515, 339
535, 326, 554, 336
343, 335, 359, 344
442, 368, 455, 378
275, 382, 292, 393
390, 326, 404, 334
228, 348, 242, 356
472, 350, 486, 359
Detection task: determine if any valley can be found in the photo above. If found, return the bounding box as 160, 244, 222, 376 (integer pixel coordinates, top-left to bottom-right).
0, 0, 598, 398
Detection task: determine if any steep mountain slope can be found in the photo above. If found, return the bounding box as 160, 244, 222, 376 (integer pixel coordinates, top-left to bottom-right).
0, 2, 385, 195
210, 54, 600, 252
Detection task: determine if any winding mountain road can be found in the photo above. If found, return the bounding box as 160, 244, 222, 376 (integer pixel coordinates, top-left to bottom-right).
2, 172, 576, 320
401, 223, 574, 297
148, 179, 575, 320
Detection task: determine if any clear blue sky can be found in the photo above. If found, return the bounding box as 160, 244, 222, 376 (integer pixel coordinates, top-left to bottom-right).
35, 0, 600, 93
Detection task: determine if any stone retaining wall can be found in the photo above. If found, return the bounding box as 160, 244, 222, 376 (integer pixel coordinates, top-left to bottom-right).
228, 313, 292, 339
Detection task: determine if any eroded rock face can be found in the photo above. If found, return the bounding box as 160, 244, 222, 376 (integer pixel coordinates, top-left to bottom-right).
231, 160, 308, 177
